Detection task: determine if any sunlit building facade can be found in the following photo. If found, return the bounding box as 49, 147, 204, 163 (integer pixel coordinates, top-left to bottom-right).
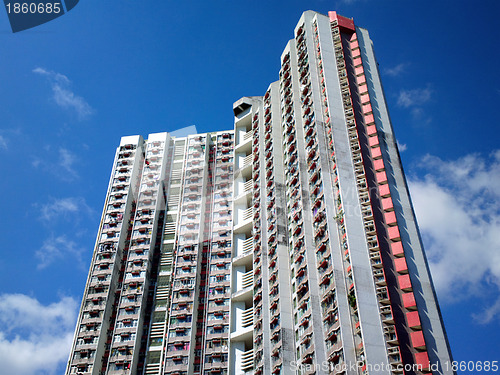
66, 10, 453, 375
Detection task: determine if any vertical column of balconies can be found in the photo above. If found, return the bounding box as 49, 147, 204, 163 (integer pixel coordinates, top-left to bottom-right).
281, 48, 322, 372
283, 50, 308, 369
192, 138, 214, 375
189, 137, 215, 375
106, 135, 168, 375
135, 144, 170, 374
262, 87, 281, 375
250, 105, 265, 375
67, 138, 144, 375
313, 16, 357, 373
163, 135, 208, 375
248, 92, 281, 375
143, 138, 184, 375
294, 21, 349, 372
262, 95, 283, 374
341, 26, 432, 374
258, 79, 296, 375
202, 132, 234, 375
230, 100, 257, 375
251, 98, 265, 375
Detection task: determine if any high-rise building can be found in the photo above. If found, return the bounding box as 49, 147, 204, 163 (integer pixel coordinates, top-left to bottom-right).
66, 10, 454, 375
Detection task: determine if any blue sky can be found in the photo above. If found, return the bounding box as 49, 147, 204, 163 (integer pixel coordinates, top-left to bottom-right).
0, 0, 499, 373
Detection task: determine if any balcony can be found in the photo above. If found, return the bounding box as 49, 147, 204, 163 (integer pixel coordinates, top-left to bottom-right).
240, 180, 253, 197
376, 287, 390, 304
231, 302, 253, 344
384, 325, 399, 346
234, 127, 252, 159
241, 307, 253, 329
232, 269, 253, 303
387, 346, 402, 365
370, 251, 383, 268
234, 206, 253, 234
241, 270, 253, 290
239, 154, 253, 171
373, 269, 387, 286
240, 349, 254, 372
240, 206, 252, 222
240, 130, 253, 145
72, 353, 96, 365
233, 237, 253, 264
380, 305, 394, 324
116, 167, 130, 175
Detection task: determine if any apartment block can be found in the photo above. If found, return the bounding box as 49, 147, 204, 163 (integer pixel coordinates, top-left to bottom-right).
66, 10, 454, 375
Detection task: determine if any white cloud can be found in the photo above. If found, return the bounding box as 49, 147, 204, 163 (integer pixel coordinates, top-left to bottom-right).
31, 158, 41, 168
409, 151, 500, 321
52, 85, 93, 119
59, 148, 78, 176
397, 86, 432, 108
36, 197, 92, 268
473, 297, 500, 324
0, 293, 77, 375
0, 135, 7, 150
31, 147, 80, 181
384, 62, 408, 77
396, 141, 407, 152
33, 67, 93, 120
39, 196, 90, 222
0, 128, 21, 150
418, 151, 500, 199
36, 234, 85, 269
